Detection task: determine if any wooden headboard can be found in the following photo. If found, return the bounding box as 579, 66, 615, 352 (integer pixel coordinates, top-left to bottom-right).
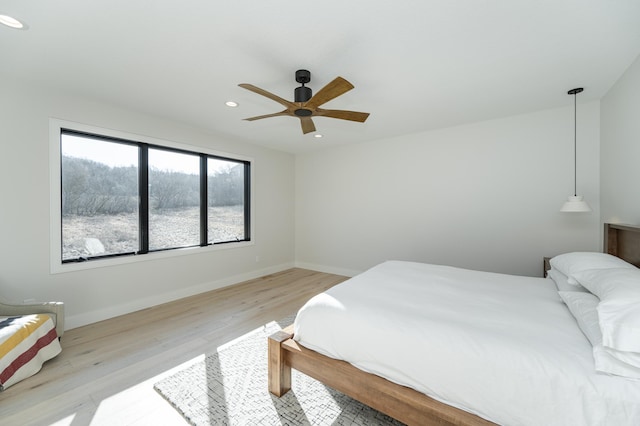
604, 223, 640, 267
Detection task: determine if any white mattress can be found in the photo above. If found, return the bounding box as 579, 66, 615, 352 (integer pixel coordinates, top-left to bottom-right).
294, 260, 640, 425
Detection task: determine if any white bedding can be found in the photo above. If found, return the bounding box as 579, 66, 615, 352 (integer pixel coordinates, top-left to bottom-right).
294, 260, 640, 425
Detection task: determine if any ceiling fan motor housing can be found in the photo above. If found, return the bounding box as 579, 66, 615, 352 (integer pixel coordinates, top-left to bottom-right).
295, 86, 312, 103
294, 69, 312, 103
294, 107, 313, 117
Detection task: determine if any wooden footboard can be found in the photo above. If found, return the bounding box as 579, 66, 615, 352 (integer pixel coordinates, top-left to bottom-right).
268, 325, 495, 426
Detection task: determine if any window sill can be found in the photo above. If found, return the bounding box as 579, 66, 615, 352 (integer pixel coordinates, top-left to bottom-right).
50, 240, 254, 274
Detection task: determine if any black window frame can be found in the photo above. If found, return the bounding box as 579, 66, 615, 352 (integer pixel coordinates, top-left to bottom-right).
60, 128, 251, 263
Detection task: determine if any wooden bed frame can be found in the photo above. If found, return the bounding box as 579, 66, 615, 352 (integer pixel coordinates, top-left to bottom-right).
604, 223, 640, 267
268, 223, 640, 426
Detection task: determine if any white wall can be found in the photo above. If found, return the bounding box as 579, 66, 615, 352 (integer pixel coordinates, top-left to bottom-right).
0, 75, 610, 330
601, 54, 640, 224
296, 104, 601, 278
0, 80, 295, 329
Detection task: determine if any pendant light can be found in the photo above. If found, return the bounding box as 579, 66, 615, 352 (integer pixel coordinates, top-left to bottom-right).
560, 88, 591, 213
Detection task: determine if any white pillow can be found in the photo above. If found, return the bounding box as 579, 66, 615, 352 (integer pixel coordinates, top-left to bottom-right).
559, 291, 640, 379
547, 268, 588, 292
550, 252, 636, 285
572, 268, 640, 353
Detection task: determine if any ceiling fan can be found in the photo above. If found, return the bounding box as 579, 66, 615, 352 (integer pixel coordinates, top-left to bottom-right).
238, 69, 370, 135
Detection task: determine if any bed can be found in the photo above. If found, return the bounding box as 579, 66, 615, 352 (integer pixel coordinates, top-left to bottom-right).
268, 223, 640, 425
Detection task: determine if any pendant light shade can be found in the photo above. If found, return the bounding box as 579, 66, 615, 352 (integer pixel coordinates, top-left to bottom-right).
561, 88, 591, 213
560, 195, 591, 212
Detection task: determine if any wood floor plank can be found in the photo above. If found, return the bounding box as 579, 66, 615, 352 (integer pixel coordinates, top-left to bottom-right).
0, 268, 347, 426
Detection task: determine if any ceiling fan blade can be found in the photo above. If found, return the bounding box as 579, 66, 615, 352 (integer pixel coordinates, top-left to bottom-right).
300, 117, 316, 134
238, 84, 296, 109
243, 111, 289, 121
304, 77, 354, 109
314, 109, 370, 123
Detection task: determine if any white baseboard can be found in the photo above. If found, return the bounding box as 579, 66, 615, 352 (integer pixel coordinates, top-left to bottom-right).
65, 262, 295, 330
294, 261, 361, 278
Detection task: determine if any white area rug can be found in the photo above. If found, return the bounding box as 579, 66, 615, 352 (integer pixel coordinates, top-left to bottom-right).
153, 316, 404, 425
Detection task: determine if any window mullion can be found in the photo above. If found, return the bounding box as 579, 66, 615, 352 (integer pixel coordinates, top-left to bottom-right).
200, 155, 208, 246
244, 163, 251, 241
139, 145, 149, 254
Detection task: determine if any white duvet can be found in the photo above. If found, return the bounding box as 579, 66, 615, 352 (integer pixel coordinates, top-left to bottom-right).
294, 261, 640, 425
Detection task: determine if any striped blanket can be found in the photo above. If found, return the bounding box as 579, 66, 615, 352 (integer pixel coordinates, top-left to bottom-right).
0, 314, 62, 391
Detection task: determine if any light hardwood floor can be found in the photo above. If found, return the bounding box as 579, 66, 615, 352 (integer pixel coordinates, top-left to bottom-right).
0, 268, 347, 426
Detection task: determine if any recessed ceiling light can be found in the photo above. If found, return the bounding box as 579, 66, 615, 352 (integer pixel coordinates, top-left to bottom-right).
225, 101, 238, 108
314, 134, 323, 138
0, 15, 26, 29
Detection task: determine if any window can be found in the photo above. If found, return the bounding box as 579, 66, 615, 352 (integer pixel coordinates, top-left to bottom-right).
148, 148, 201, 250
208, 157, 247, 244
61, 134, 139, 261
58, 127, 250, 264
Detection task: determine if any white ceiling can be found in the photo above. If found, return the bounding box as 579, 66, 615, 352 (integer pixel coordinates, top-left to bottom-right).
2, 1, 640, 153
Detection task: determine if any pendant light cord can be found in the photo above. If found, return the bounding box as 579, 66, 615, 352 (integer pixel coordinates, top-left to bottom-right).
573, 91, 577, 196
